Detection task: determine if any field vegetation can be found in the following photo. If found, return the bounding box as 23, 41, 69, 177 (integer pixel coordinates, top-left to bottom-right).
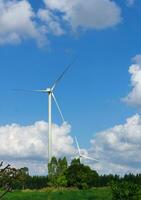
0, 158, 141, 199
1, 187, 112, 200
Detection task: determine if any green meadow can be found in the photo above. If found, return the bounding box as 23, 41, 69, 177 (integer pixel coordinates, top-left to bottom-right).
1, 188, 112, 200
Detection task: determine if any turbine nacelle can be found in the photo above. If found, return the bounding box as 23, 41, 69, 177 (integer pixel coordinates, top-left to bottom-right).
37, 88, 52, 93
46, 88, 52, 93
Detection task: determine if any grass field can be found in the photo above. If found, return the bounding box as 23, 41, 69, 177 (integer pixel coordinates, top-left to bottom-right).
0, 188, 112, 200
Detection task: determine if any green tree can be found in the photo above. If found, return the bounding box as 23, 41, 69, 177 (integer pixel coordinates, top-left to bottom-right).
56, 175, 68, 187
48, 157, 68, 187
57, 157, 68, 176
66, 158, 98, 189
0, 162, 26, 199
16, 167, 29, 189
56, 157, 68, 187
48, 157, 58, 186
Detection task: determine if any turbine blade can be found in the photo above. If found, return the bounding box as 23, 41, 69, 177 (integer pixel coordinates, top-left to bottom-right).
51, 58, 77, 91
33, 90, 47, 93
81, 155, 98, 162
11, 89, 47, 93
75, 136, 81, 155
52, 93, 65, 122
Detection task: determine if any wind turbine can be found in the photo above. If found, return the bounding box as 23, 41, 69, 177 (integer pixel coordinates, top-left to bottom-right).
13, 61, 75, 163
74, 136, 99, 162
34, 63, 74, 163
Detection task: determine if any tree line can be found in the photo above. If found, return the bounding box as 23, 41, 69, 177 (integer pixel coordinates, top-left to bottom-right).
1, 157, 141, 190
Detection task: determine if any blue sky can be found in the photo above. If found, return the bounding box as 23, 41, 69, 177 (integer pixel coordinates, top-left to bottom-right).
0, 0, 139, 141
1, 0, 141, 174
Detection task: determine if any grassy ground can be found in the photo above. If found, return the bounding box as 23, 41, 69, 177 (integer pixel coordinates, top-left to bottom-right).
0, 188, 112, 200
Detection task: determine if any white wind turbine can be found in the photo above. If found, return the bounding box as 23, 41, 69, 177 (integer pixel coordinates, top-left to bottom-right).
14, 61, 75, 163
75, 136, 99, 162
33, 63, 74, 163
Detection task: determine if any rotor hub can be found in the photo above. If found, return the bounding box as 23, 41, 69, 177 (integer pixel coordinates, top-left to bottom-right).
46, 88, 52, 93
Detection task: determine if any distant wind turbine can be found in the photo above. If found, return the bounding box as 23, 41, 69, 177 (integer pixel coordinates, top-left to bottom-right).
13, 60, 76, 163
74, 136, 98, 162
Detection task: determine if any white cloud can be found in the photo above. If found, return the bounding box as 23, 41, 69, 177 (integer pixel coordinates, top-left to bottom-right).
43, 0, 122, 30
90, 114, 141, 175
132, 54, 141, 64
0, 0, 122, 46
2, 116, 141, 175
122, 55, 141, 107
126, 0, 135, 6
0, 0, 46, 45
38, 9, 64, 36
0, 121, 75, 175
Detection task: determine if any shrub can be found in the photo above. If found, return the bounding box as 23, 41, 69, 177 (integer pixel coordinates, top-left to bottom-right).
111, 181, 140, 200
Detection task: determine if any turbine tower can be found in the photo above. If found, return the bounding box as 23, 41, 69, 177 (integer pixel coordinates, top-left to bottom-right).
33, 87, 64, 163
75, 136, 99, 162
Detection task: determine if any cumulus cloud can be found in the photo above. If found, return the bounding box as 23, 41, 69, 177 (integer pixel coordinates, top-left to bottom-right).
122, 55, 141, 107
126, 0, 135, 6
132, 54, 141, 65
0, 121, 75, 175
0, 0, 47, 45
0, 0, 122, 45
2, 116, 141, 175
43, 0, 122, 30
37, 9, 64, 36
90, 114, 141, 175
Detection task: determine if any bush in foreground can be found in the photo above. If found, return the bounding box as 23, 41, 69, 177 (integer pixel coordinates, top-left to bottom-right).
111, 181, 140, 200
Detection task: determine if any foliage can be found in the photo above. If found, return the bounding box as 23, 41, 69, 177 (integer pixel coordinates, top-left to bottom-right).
0, 162, 48, 199
56, 175, 68, 187
1, 188, 112, 200
48, 157, 99, 189
48, 157, 58, 184
13, 167, 29, 190
111, 181, 140, 200
25, 176, 48, 189
57, 157, 68, 176
2, 157, 141, 193
65, 158, 99, 189
98, 174, 120, 187
48, 157, 68, 187
0, 161, 26, 199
